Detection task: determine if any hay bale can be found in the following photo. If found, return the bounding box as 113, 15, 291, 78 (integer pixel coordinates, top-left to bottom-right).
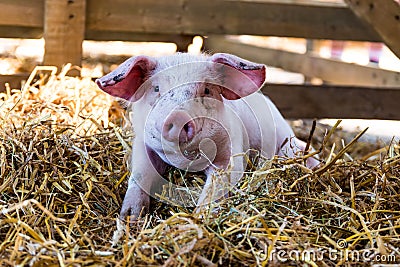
0, 66, 399, 266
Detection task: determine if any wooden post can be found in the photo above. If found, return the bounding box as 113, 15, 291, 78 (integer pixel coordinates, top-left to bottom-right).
43, 0, 86, 75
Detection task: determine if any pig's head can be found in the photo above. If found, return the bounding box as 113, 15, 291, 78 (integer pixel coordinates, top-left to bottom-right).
96, 53, 266, 172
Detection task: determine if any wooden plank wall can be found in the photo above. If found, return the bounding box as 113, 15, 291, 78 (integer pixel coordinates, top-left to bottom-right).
0, 0, 399, 120
0, 0, 386, 71
0, 0, 382, 41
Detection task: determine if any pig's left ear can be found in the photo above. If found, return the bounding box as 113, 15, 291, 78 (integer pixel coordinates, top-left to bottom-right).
96, 56, 157, 102
210, 53, 266, 100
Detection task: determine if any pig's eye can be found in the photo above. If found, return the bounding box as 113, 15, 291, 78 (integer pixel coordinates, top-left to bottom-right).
204, 88, 210, 95
154, 86, 160, 92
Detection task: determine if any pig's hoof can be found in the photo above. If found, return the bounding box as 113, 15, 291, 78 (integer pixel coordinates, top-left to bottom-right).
119, 194, 150, 222
111, 218, 126, 246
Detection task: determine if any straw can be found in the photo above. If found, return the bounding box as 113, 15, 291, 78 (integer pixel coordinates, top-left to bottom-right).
0, 65, 399, 266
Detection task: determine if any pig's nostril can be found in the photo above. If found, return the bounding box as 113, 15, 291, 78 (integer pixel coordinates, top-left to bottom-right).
162, 111, 195, 142
183, 121, 195, 140
183, 123, 189, 133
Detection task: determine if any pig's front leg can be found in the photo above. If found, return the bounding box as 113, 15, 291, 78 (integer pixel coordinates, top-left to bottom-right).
279, 137, 320, 169
120, 174, 151, 220
120, 139, 167, 220
196, 144, 245, 211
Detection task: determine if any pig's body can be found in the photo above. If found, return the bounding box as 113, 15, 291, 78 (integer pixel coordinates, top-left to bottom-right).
96, 53, 318, 219
225, 93, 299, 157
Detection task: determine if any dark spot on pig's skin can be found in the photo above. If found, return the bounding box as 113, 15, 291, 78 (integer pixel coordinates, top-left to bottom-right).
183, 90, 192, 98
239, 62, 261, 70
113, 73, 125, 83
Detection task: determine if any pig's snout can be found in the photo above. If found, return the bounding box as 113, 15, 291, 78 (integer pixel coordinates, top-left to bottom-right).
162, 111, 196, 143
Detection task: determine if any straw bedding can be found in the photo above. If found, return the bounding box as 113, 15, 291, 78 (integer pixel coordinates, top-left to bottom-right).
0, 66, 399, 266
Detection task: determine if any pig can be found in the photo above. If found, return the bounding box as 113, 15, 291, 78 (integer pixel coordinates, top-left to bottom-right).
96, 52, 319, 220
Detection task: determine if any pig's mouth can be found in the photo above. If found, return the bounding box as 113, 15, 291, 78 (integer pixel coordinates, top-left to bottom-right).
180, 135, 219, 167
178, 125, 206, 158
162, 132, 208, 162
150, 134, 201, 160
181, 148, 201, 161
178, 135, 202, 160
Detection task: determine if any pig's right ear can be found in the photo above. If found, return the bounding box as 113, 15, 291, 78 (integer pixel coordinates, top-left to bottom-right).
210, 53, 266, 100
96, 56, 157, 102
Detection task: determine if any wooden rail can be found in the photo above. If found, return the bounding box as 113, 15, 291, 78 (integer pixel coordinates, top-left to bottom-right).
0, 0, 382, 41
85, 0, 381, 41
206, 37, 400, 87
0, 74, 29, 92
1, 75, 399, 120
264, 84, 400, 120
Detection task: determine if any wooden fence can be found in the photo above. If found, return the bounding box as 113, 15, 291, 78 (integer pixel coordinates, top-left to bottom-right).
0, 0, 399, 119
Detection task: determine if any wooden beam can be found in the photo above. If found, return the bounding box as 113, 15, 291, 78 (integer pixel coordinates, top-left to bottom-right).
0, 0, 44, 28
0, 0, 382, 42
206, 36, 400, 87
263, 84, 400, 120
0, 26, 42, 39
344, 0, 400, 59
85, 0, 381, 41
85, 31, 193, 51
43, 0, 86, 74
85, 31, 190, 43
0, 74, 29, 93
